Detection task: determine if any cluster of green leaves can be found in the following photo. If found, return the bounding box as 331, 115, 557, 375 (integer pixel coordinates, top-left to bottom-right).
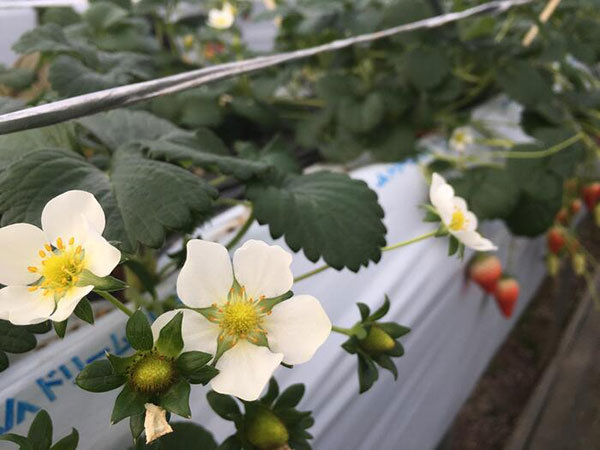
0, 320, 50, 373
0, 410, 78, 450
207, 378, 314, 450
75, 311, 218, 442
340, 297, 410, 393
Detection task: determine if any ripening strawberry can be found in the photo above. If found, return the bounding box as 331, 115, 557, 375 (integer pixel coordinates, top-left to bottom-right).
469, 255, 502, 293
570, 199, 582, 215
547, 228, 565, 254
494, 278, 519, 318
555, 208, 568, 225
582, 183, 600, 211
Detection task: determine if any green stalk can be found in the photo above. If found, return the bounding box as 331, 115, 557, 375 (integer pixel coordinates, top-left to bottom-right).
96, 290, 134, 317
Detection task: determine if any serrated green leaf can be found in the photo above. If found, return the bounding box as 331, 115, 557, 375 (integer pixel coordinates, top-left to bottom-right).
0, 321, 36, 353
206, 391, 241, 421
49, 429, 78, 450
337, 93, 385, 134
155, 312, 183, 358
84, 1, 128, 30
406, 47, 449, 90
28, 410, 52, 450
369, 126, 417, 162
497, 61, 553, 107
112, 384, 148, 424
0, 66, 36, 90
126, 310, 154, 351
73, 298, 94, 325
247, 172, 386, 271
12, 23, 76, 55
0, 147, 216, 253
274, 384, 304, 410
0, 350, 8, 372
159, 379, 191, 418
76, 359, 126, 393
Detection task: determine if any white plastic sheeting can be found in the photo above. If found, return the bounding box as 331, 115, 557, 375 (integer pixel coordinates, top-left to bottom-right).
0, 162, 547, 449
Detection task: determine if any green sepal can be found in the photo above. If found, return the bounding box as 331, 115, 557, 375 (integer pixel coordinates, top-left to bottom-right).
106, 352, 136, 375
0, 351, 8, 372
155, 312, 184, 358
53, 320, 67, 339
356, 350, 379, 394
25, 321, 52, 334
219, 435, 243, 450
175, 351, 218, 385
73, 298, 94, 325
212, 333, 237, 365
159, 379, 191, 418
435, 223, 449, 237
49, 429, 78, 450
374, 354, 398, 380
356, 303, 370, 321
273, 384, 304, 410
421, 204, 441, 222
28, 409, 52, 450
78, 269, 128, 291
387, 341, 405, 357
0, 434, 33, 450
206, 391, 242, 421
377, 322, 410, 339
130, 413, 145, 442
448, 235, 459, 256
126, 309, 153, 351
76, 359, 126, 392
259, 290, 294, 312
341, 337, 358, 355
458, 242, 466, 260
369, 296, 390, 321
111, 384, 149, 424
261, 378, 279, 406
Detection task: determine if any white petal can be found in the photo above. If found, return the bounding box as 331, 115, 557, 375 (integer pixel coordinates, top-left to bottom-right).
265, 295, 331, 365
464, 211, 478, 232
452, 196, 468, 213
151, 309, 220, 355
83, 232, 121, 277
0, 223, 47, 286
0, 286, 55, 325
429, 174, 455, 223
50, 286, 94, 322
41, 190, 106, 244
211, 341, 282, 401
453, 230, 497, 251
233, 240, 293, 300
176, 240, 233, 308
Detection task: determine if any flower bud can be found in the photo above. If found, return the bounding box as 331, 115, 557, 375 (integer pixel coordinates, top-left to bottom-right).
130, 352, 176, 393
246, 410, 289, 450
359, 326, 395, 355
546, 254, 560, 277
572, 253, 586, 276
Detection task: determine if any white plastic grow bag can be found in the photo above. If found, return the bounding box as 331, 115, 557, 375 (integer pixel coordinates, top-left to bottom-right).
0, 162, 546, 449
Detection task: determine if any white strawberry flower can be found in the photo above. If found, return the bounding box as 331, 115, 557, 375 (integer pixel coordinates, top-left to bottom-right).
151, 239, 331, 401
207, 2, 235, 30
0, 191, 121, 325
449, 126, 475, 153
429, 173, 497, 251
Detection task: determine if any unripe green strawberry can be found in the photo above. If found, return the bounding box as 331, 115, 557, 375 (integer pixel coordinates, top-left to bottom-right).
359, 326, 395, 355
469, 255, 502, 293
246, 410, 289, 450
572, 253, 586, 276
546, 254, 560, 277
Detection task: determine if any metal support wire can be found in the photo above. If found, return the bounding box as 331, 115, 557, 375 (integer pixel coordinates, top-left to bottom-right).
0, 0, 534, 135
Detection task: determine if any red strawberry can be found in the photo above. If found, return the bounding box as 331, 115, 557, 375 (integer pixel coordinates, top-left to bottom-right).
555, 208, 568, 225
582, 183, 600, 211
469, 255, 502, 293
570, 199, 582, 215
494, 278, 519, 318
547, 228, 565, 254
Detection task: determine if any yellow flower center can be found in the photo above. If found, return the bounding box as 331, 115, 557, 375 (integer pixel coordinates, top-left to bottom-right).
130, 352, 175, 393
221, 301, 261, 337
27, 237, 85, 298
449, 209, 467, 231
454, 131, 467, 144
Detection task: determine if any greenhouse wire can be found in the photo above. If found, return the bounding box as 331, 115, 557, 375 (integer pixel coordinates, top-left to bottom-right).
0, 0, 534, 135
